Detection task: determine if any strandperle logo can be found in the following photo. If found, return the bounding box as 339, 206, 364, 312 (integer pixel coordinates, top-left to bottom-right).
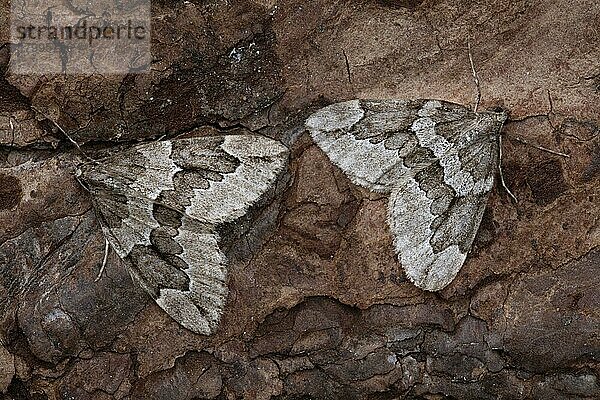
14, 19, 147, 45
9, 0, 151, 74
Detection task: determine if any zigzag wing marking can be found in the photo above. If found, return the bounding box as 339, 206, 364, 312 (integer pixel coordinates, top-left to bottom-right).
78, 135, 288, 334
306, 99, 504, 290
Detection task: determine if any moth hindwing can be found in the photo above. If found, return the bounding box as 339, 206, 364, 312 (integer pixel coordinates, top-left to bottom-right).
78, 135, 288, 334
305, 99, 506, 290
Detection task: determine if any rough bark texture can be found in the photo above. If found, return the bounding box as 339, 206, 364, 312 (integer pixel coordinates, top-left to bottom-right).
0, 0, 599, 399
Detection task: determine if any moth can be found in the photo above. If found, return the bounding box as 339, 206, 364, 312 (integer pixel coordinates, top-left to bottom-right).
77, 135, 288, 334
305, 99, 506, 291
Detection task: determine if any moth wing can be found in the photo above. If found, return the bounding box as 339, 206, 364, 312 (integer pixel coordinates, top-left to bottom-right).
170, 135, 289, 225
389, 104, 501, 290
93, 198, 227, 334
305, 99, 439, 192
388, 171, 495, 291
79, 135, 288, 334
306, 99, 503, 290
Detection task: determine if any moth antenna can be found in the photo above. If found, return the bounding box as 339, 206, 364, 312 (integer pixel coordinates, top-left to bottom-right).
32, 106, 94, 162
498, 135, 518, 202
95, 237, 110, 282
512, 136, 570, 158
467, 40, 481, 114
467, 44, 517, 202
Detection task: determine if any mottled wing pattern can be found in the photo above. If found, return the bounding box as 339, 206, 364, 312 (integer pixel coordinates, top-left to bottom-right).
78, 135, 288, 334
306, 99, 505, 290
306, 99, 427, 192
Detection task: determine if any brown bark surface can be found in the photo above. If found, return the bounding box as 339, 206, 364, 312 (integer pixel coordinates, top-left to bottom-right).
0, 0, 598, 399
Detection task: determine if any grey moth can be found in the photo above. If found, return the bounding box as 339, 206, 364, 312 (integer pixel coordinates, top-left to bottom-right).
77, 135, 288, 334
305, 99, 506, 291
